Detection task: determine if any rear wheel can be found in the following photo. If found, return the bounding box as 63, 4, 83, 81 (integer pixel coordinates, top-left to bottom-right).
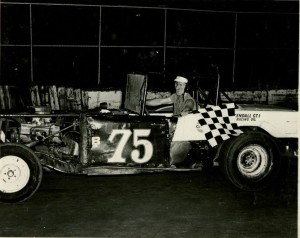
219, 132, 281, 191
0, 143, 43, 203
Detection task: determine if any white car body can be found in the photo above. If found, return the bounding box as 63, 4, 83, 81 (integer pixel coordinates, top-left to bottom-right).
235, 104, 298, 138
153, 104, 298, 141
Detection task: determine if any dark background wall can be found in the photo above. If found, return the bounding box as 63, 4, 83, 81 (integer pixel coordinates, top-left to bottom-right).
0, 0, 298, 92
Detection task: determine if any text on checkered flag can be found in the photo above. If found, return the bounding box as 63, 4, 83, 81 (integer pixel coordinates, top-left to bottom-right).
198, 103, 243, 147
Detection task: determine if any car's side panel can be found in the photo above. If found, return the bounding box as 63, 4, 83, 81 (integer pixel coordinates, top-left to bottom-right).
86, 115, 170, 167
235, 110, 298, 138
172, 109, 298, 142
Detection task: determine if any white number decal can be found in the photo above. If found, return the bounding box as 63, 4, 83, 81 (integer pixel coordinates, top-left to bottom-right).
107, 129, 153, 164
131, 129, 153, 164
107, 129, 132, 163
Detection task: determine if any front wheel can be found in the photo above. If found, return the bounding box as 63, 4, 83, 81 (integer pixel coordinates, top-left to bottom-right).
0, 143, 43, 203
219, 132, 281, 191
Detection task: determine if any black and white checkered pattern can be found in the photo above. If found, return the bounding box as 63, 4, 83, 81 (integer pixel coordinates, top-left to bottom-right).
197, 103, 243, 147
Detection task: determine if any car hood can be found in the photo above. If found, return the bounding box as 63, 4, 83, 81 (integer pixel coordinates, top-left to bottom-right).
236, 103, 297, 112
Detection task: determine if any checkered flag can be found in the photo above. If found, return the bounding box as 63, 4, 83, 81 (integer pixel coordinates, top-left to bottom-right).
198, 103, 243, 147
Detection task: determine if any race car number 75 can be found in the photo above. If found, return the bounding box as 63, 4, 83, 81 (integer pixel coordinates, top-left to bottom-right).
92, 129, 153, 164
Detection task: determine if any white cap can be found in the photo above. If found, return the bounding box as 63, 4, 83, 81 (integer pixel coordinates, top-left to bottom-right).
174, 76, 188, 83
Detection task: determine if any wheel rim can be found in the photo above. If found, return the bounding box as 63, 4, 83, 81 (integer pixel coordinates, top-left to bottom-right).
0, 155, 30, 193
237, 144, 271, 179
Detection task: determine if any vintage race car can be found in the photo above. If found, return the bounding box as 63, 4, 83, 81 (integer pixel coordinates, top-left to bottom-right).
0, 74, 298, 203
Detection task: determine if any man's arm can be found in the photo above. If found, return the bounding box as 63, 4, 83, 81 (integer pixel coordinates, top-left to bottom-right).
146, 97, 172, 106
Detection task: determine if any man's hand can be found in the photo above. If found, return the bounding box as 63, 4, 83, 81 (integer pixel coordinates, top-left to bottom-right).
180, 111, 190, 117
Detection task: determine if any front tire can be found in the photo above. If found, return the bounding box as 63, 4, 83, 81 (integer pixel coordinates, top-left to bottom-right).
0, 143, 43, 203
219, 132, 281, 191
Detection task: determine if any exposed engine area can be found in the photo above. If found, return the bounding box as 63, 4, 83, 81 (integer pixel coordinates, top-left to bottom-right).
1, 116, 80, 162
20, 117, 61, 144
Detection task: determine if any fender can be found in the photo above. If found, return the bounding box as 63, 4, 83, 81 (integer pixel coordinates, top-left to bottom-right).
235, 110, 298, 138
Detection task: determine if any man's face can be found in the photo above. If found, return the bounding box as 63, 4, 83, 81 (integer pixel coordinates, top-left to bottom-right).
175, 82, 186, 95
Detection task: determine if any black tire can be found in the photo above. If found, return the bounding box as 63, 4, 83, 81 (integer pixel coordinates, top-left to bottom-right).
0, 143, 43, 203
219, 132, 281, 191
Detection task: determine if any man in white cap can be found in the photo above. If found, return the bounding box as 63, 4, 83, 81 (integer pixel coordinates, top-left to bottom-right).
146, 76, 196, 115
146, 76, 197, 167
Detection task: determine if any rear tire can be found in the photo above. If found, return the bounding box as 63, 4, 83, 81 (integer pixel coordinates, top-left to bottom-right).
219, 132, 281, 191
0, 143, 43, 203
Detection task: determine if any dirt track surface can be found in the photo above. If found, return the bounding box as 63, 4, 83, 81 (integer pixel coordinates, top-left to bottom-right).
0, 159, 297, 237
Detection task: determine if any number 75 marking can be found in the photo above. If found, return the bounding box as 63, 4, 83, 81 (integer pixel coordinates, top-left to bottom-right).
98, 129, 153, 164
